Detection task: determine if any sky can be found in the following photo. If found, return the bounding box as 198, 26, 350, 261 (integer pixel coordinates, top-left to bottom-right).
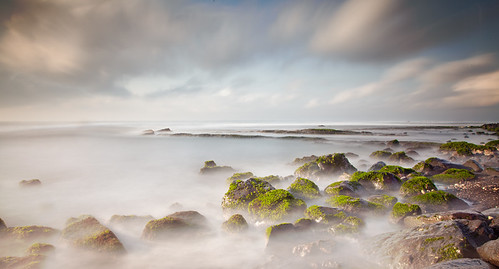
0, 0, 498, 123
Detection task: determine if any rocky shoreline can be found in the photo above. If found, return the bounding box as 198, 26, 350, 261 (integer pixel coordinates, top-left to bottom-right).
1, 124, 499, 269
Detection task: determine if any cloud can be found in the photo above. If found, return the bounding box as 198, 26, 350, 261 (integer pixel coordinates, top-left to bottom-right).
444, 70, 499, 107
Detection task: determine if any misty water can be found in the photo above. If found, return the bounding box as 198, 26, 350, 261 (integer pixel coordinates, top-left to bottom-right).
0, 121, 492, 268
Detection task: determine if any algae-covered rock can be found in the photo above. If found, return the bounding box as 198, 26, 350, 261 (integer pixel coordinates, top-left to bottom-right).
351, 171, 402, 191
265, 223, 296, 248
287, 177, 321, 200
424, 258, 495, 269
366, 220, 490, 268
0, 254, 46, 269
248, 189, 306, 222
1, 225, 58, 241
200, 160, 235, 175
324, 180, 363, 197
26, 243, 55, 255
226, 172, 254, 184
368, 161, 387, 171
142, 211, 208, 241
431, 169, 475, 184
304, 205, 346, 225
400, 176, 438, 197
440, 141, 495, 156
390, 202, 422, 224
408, 191, 469, 213
254, 175, 285, 185
329, 216, 365, 235
388, 151, 416, 164
415, 157, 470, 176
379, 165, 419, 179
221, 178, 275, 212
221, 214, 248, 234
477, 238, 499, 267
61, 215, 125, 254
367, 194, 398, 208
325, 195, 384, 215
404, 210, 488, 228
369, 151, 392, 160
294, 153, 357, 180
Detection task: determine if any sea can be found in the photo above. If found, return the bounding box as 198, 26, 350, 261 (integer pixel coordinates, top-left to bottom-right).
0, 121, 494, 268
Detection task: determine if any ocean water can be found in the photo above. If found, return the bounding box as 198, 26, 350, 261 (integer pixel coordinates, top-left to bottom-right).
0, 121, 493, 268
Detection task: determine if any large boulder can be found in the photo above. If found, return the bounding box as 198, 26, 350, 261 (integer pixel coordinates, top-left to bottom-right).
304, 205, 347, 225
294, 153, 357, 180
414, 157, 470, 176
287, 178, 321, 200
404, 210, 489, 228
326, 195, 384, 216
248, 189, 306, 222
388, 151, 416, 165
142, 211, 208, 241
351, 171, 402, 192
431, 169, 475, 184
365, 220, 495, 268
477, 238, 499, 267
221, 178, 275, 212
61, 215, 125, 254
400, 176, 438, 197
324, 180, 364, 197
379, 165, 419, 179
407, 191, 469, 213
199, 160, 235, 175
390, 202, 422, 224
221, 214, 248, 234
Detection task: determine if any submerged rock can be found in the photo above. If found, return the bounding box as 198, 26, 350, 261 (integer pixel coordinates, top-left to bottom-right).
221, 214, 248, 234
407, 191, 469, 213
368, 161, 386, 171
61, 215, 125, 254
108, 215, 154, 228
199, 160, 235, 175
19, 179, 41, 187
370, 150, 392, 160
388, 151, 416, 165
142, 211, 208, 241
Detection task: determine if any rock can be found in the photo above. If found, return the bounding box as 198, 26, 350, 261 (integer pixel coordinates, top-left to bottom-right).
379, 165, 419, 179
287, 178, 321, 200
345, 152, 359, 159
142, 211, 208, 241
294, 153, 357, 180
325, 195, 384, 216
324, 181, 363, 197
388, 151, 416, 165
432, 169, 475, 184
1, 225, 58, 242
408, 191, 469, 213
108, 215, 154, 228
19, 179, 41, 187
142, 129, 155, 135
292, 240, 335, 258
351, 171, 402, 192
0, 254, 46, 269
484, 167, 499, 176
248, 189, 306, 222
390, 202, 422, 224
221, 214, 248, 234
407, 150, 420, 158
424, 258, 495, 269
368, 161, 386, 171
440, 141, 496, 156
329, 216, 365, 235
226, 172, 254, 185
414, 157, 470, 176
199, 160, 235, 175
265, 223, 296, 248
400, 176, 438, 197
477, 239, 499, 267
61, 215, 125, 254
293, 218, 314, 231
304, 206, 347, 225
463, 160, 484, 172
255, 175, 286, 185
0, 218, 5, 230
367, 194, 398, 208
365, 220, 492, 268
157, 128, 171, 132
292, 155, 318, 165
404, 211, 490, 228
26, 243, 55, 255
221, 178, 275, 212
387, 139, 400, 148
369, 151, 392, 160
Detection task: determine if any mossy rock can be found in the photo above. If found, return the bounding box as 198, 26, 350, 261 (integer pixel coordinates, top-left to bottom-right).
305, 205, 347, 224
26, 243, 55, 255
265, 223, 295, 244
142, 211, 208, 241
413, 161, 432, 173
431, 169, 475, 184
221, 178, 275, 212
388, 151, 415, 164
1, 226, 58, 241
390, 202, 422, 224
367, 195, 398, 208
350, 171, 402, 191
387, 139, 400, 147
400, 176, 438, 197
248, 189, 306, 222
324, 180, 363, 197
226, 172, 254, 184
254, 175, 284, 184
325, 195, 384, 215
485, 140, 499, 148
200, 160, 235, 174
221, 214, 248, 234
0, 254, 46, 269
369, 151, 392, 160
440, 141, 495, 156
295, 153, 357, 179
293, 218, 314, 230
379, 165, 419, 179
294, 162, 321, 179
61, 215, 125, 254
408, 191, 468, 212
368, 161, 387, 171
287, 177, 321, 200
329, 216, 365, 235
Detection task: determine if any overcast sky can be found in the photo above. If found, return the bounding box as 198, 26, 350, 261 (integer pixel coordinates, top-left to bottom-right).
0, 0, 498, 122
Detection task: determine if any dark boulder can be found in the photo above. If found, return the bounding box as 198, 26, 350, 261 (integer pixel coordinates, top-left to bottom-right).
407, 191, 469, 213
463, 160, 484, 172
424, 258, 495, 269
368, 161, 386, 171
351, 171, 402, 192
324, 181, 364, 197
294, 153, 357, 180
477, 238, 499, 267
199, 160, 235, 175
404, 210, 488, 228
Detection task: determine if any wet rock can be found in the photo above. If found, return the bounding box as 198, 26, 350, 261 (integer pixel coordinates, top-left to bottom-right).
304, 206, 346, 225
142, 129, 155, 135
0, 254, 46, 269
424, 258, 495, 269
326, 195, 384, 216
293, 218, 314, 231
477, 238, 499, 267
369, 151, 392, 160
484, 167, 499, 176
432, 169, 475, 184
388, 151, 416, 165
368, 194, 398, 208
287, 177, 321, 200
368, 161, 386, 171
387, 139, 400, 148
222, 214, 248, 234
248, 189, 306, 222
221, 178, 275, 212
329, 216, 365, 235
463, 160, 484, 172
366, 220, 492, 269
292, 240, 335, 258
292, 155, 318, 165
142, 211, 208, 241
404, 210, 488, 228
294, 153, 357, 180
26, 243, 55, 255
19, 179, 41, 187
390, 202, 422, 224
324, 181, 364, 197
1, 225, 58, 242
400, 176, 438, 197
266, 223, 296, 248
414, 157, 470, 176
406, 150, 420, 158
157, 128, 171, 132
226, 172, 254, 184
351, 171, 402, 192
408, 191, 469, 213
61, 215, 125, 254
379, 165, 419, 180
345, 152, 359, 159
199, 160, 235, 175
